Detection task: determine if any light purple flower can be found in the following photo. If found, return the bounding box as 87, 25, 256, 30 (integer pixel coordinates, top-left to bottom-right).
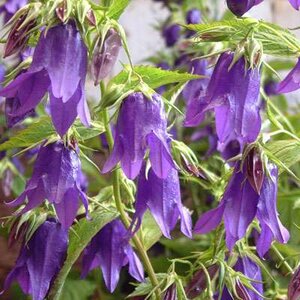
6, 141, 89, 228
163, 24, 181, 47
277, 58, 300, 94
226, 0, 263, 16
81, 219, 144, 292
0, 0, 27, 22
289, 0, 300, 10
184, 52, 261, 156
132, 164, 192, 239
0, 22, 90, 136
102, 92, 176, 179
194, 162, 289, 257
1, 220, 68, 300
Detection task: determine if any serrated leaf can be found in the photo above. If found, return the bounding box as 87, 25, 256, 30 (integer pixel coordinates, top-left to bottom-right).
0, 116, 56, 151
48, 207, 119, 300
187, 18, 300, 57
107, 0, 130, 20
265, 139, 300, 169
74, 120, 105, 140
60, 279, 96, 300
111, 65, 201, 90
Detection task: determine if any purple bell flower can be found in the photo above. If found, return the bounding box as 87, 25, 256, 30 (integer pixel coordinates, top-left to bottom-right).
194, 162, 289, 257
1, 220, 68, 300
277, 58, 300, 94
289, 0, 300, 10
184, 52, 261, 156
81, 219, 144, 292
163, 24, 181, 47
6, 141, 89, 229
0, 0, 27, 22
102, 92, 176, 179
226, 0, 263, 17
0, 22, 90, 137
132, 164, 192, 239
186, 9, 201, 37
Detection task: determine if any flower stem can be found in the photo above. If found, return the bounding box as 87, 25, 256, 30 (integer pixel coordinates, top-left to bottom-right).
102, 108, 161, 299
271, 244, 294, 275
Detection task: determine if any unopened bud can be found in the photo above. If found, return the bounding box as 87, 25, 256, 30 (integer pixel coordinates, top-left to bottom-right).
164, 284, 177, 300
288, 266, 300, 300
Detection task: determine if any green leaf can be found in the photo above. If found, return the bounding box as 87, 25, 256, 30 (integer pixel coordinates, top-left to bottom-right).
48, 207, 119, 300
74, 120, 105, 141
107, 0, 130, 20
110, 65, 201, 90
0, 116, 56, 151
140, 211, 162, 251
60, 279, 96, 300
265, 139, 300, 169
186, 18, 300, 57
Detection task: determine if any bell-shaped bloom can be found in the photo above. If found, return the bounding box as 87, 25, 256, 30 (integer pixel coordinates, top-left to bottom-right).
102, 92, 176, 179
194, 162, 289, 257
6, 141, 89, 228
131, 164, 192, 239
184, 52, 261, 155
0, 0, 27, 22
0, 22, 90, 136
289, 0, 300, 10
277, 58, 300, 94
91, 28, 122, 85
163, 24, 181, 47
1, 220, 68, 300
81, 219, 144, 292
226, 0, 263, 16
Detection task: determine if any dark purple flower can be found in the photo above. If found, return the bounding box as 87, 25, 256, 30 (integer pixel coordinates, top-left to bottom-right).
289, 0, 300, 10
156, 61, 170, 94
0, 22, 90, 136
102, 92, 176, 179
184, 52, 261, 156
131, 164, 192, 239
91, 28, 122, 85
183, 58, 211, 105
186, 9, 201, 37
0, 0, 27, 22
1, 220, 68, 300
163, 24, 181, 47
164, 284, 177, 300
277, 58, 300, 94
81, 219, 144, 292
6, 141, 89, 228
226, 0, 263, 17
264, 80, 277, 96
194, 162, 289, 256
288, 265, 300, 300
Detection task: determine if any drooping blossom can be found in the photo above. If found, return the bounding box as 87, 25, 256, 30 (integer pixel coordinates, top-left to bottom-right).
91, 28, 122, 85
1, 220, 68, 300
226, 0, 263, 16
0, 22, 90, 136
163, 24, 181, 47
186, 9, 201, 37
0, 0, 27, 22
184, 52, 261, 156
288, 0, 300, 10
288, 265, 300, 300
102, 92, 176, 179
81, 219, 144, 292
131, 164, 192, 239
6, 141, 89, 228
194, 159, 289, 257
277, 58, 300, 94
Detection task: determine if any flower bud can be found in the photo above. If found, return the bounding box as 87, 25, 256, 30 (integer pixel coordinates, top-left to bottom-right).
91, 29, 122, 85
288, 266, 300, 300
164, 284, 177, 300
236, 279, 251, 300
245, 147, 264, 195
